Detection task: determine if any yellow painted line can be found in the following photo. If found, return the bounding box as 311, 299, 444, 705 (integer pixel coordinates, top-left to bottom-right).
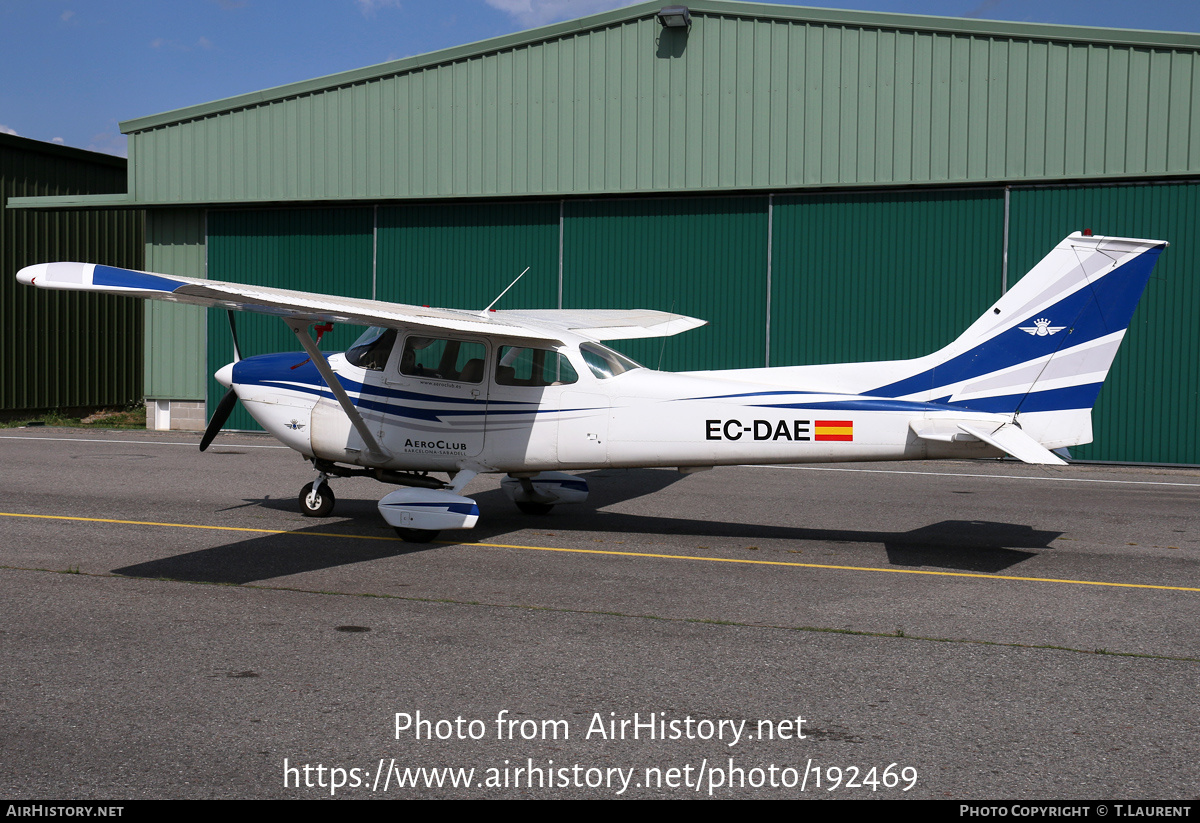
4, 510, 1199, 593
0, 511, 398, 541
747, 464, 1200, 487
463, 541, 1200, 592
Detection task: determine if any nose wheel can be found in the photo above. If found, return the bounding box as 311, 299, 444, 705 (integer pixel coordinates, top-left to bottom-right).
299, 477, 335, 517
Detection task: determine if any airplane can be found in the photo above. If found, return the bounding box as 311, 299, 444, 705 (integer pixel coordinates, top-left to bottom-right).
17, 231, 1166, 542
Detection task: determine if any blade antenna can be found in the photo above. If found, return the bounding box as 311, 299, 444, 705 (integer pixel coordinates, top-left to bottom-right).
658, 299, 677, 370
479, 266, 531, 317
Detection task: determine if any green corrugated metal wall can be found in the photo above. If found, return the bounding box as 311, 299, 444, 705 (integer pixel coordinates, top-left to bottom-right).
144, 209, 206, 400
376, 202, 559, 308
563, 197, 768, 370
0, 135, 144, 413
770, 189, 1004, 366
1007, 182, 1200, 463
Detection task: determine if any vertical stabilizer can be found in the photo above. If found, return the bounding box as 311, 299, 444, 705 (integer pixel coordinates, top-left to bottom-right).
704, 232, 1167, 449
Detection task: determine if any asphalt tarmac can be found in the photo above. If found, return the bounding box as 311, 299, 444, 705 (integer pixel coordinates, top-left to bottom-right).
2, 428, 1197, 799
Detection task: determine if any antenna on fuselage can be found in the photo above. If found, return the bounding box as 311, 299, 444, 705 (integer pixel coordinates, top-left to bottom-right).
658, 300, 676, 370
479, 266, 531, 317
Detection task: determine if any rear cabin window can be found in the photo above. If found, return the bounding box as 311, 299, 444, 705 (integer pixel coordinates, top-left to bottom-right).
579, 342, 641, 379
495, 346, 578, 387
399, 337, 486, 383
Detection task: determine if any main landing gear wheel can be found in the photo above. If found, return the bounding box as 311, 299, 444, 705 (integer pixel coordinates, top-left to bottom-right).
515, 501, 554, 515
394, 528, 440, 543
299, 481, 335, 517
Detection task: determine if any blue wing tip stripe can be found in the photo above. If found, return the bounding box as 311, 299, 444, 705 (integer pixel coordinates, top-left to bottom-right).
93, 265, 184, 294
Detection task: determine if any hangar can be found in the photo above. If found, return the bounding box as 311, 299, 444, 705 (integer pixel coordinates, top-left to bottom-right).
0, 133, 143, 418
12, 1, 1200, 462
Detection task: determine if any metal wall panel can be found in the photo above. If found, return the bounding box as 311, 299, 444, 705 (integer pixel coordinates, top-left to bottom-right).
0, 135, 143, 413
125, 3, 1200, 204
1007, 182, 1200, 463
562, 196, 768, 371
206, 208, 374, 430
769, 189, 1004, 367
144, 208, 206, 400
375, 201, 559, 309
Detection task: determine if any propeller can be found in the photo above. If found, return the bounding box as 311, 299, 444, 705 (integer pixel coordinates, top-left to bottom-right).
199, 387, 238, 451
199, 311, 242, 452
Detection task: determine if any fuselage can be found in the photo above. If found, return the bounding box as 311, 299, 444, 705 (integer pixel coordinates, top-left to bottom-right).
223, 328, 1009, 475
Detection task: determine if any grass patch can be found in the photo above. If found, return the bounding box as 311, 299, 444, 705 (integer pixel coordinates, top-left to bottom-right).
1, 406, 146, 430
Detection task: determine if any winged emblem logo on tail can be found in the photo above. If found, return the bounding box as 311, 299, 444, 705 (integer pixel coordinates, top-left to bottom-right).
1019, 317, 1065, 336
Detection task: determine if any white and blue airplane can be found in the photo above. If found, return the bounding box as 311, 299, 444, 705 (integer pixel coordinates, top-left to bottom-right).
17, 231, 1166, 541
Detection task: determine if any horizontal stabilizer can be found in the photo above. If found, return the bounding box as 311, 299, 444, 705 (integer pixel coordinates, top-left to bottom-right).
910, 418, 1067, 464
956, 423, 1068, 466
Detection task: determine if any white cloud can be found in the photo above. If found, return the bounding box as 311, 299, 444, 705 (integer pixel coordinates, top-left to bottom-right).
52, 137, 65, 144
357, 0, 402, 17
86, 131, 128, 158
484, 0, 635, 28
0, 124, 18, 136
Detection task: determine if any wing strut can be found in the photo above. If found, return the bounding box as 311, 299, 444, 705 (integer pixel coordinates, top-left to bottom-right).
285, 318, 389, 460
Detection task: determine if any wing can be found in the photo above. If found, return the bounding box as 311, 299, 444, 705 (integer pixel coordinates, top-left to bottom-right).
17, 262, 562, 341
492, 308, 707, 340
18, 263, 709, 343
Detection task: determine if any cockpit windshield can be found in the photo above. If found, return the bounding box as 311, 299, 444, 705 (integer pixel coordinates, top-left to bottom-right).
579, 342, 641, 379
345, 326, 396, 370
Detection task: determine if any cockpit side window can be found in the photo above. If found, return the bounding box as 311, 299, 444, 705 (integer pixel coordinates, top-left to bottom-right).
345, 327, 396, 371
579, 342, 641, 379
495, 346, 579, 387
399, 336, 486, 383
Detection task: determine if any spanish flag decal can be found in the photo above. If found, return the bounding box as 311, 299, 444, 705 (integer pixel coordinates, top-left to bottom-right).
814, 420, 853, 442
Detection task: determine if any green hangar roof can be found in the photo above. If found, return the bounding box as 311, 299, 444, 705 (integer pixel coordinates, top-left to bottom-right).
115, 1, 1200, 204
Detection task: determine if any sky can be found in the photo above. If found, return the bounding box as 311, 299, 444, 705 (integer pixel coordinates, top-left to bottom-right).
3, 0, 1199, 157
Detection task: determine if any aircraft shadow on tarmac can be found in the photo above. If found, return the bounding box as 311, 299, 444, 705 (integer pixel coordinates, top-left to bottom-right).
113, 469, 1059, 584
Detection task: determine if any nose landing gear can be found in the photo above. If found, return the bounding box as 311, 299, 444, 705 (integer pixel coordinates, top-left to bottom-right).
299, 474, 335, 517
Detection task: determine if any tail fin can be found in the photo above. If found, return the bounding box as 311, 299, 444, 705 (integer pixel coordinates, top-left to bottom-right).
871, 232, 1167, 447
712, 232, 1168, 450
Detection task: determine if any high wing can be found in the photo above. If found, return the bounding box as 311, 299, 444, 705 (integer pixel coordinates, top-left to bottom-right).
17, 262, 705, 343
